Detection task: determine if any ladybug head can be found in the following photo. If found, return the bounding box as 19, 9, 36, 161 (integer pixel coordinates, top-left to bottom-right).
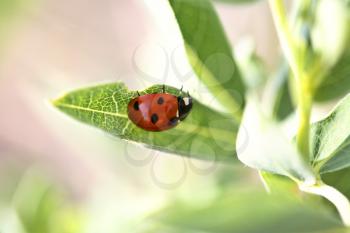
177, 96, 193, 121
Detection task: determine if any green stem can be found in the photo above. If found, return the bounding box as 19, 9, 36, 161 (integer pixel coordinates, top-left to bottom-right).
269, 0, 301, 78
296, 78, 313, 159
269, 0, 312, 160
269, 1, 350, 227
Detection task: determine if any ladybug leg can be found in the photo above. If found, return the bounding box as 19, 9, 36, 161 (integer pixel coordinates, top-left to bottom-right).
180, 85, 183, 94
187, 91, 190, 97
136, 91, 140, 96
162, 84, 165, 93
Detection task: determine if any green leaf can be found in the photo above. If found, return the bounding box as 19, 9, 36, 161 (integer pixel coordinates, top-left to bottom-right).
270, 49, 350, 119
308, 0, 350, 102
323, 166, 350, 200
53, 83, 239, 163
310, 94, 350, 173
271, 50, 350, 118
314, 50, 350, 102
237, 97, 315, 182
150, 185, 343, 233
213, 0, 261, 4
271, 1, 350, 111
169, 0, 245, 120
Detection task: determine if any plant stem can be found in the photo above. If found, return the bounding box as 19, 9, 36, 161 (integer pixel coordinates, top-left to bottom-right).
269, 0, 312, 160
296, 78, 313, 159
269, 0, 350, 227
269, 0, 301, 78
300, 182, 350, 226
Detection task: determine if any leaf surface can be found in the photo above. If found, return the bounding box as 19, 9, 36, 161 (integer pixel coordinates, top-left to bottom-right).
315, 51, 350, 102
236, 97, 315, 182
310, 94, 350, 173
323, 166, 350, 200
53, 83, 239, 163
169, 0, 245, 119
151, 185, 343, 233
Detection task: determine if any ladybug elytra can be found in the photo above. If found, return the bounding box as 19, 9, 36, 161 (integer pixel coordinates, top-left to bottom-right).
127, 86, 192, 131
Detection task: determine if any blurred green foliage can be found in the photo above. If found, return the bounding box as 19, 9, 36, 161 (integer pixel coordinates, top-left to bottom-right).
272, 0, 350, 120
150, 175, 344, 233
0, 0, 34, 54
51, 0, 350, 231
0, 168, 83, 233
2, 0, 350, 232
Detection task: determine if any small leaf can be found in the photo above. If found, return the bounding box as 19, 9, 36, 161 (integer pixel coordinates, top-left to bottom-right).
311, 94, 350, 173
168, 0, 245, 119
53, 83, 239, 163
237, 96, 315, 182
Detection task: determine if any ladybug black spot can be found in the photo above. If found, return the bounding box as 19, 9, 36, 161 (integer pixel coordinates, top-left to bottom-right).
157, 97, 164, 105
133, 101, 139, 111
151, 114, 159, 124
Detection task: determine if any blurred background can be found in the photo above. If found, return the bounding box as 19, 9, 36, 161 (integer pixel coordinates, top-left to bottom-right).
0, 0, 343, 232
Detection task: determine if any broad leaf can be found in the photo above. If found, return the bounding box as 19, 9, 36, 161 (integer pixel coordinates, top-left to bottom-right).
310, 94, 350, 173
150, 185, 343, 233
53, 83, 239, 162
237, 97, 315, 182
169, 0, 245, 119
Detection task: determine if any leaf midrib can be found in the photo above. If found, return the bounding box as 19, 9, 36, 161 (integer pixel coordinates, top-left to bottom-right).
55, 102, 237, 144
54, 102, 128, 118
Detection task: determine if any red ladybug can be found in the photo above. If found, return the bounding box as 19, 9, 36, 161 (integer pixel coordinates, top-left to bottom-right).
127, 86, 193, 131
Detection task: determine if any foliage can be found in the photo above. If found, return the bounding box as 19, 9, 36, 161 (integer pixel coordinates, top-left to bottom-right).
52, 0, 350, 231
0, 168, 82, 233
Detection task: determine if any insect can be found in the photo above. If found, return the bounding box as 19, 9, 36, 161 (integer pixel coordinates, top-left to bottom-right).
127, 86, 193, 131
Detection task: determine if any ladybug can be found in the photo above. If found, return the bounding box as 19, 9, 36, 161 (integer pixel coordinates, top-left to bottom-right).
127, 86, 193, 131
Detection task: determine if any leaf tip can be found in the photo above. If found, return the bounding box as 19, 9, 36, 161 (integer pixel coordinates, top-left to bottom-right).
50, 92, 68, 109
